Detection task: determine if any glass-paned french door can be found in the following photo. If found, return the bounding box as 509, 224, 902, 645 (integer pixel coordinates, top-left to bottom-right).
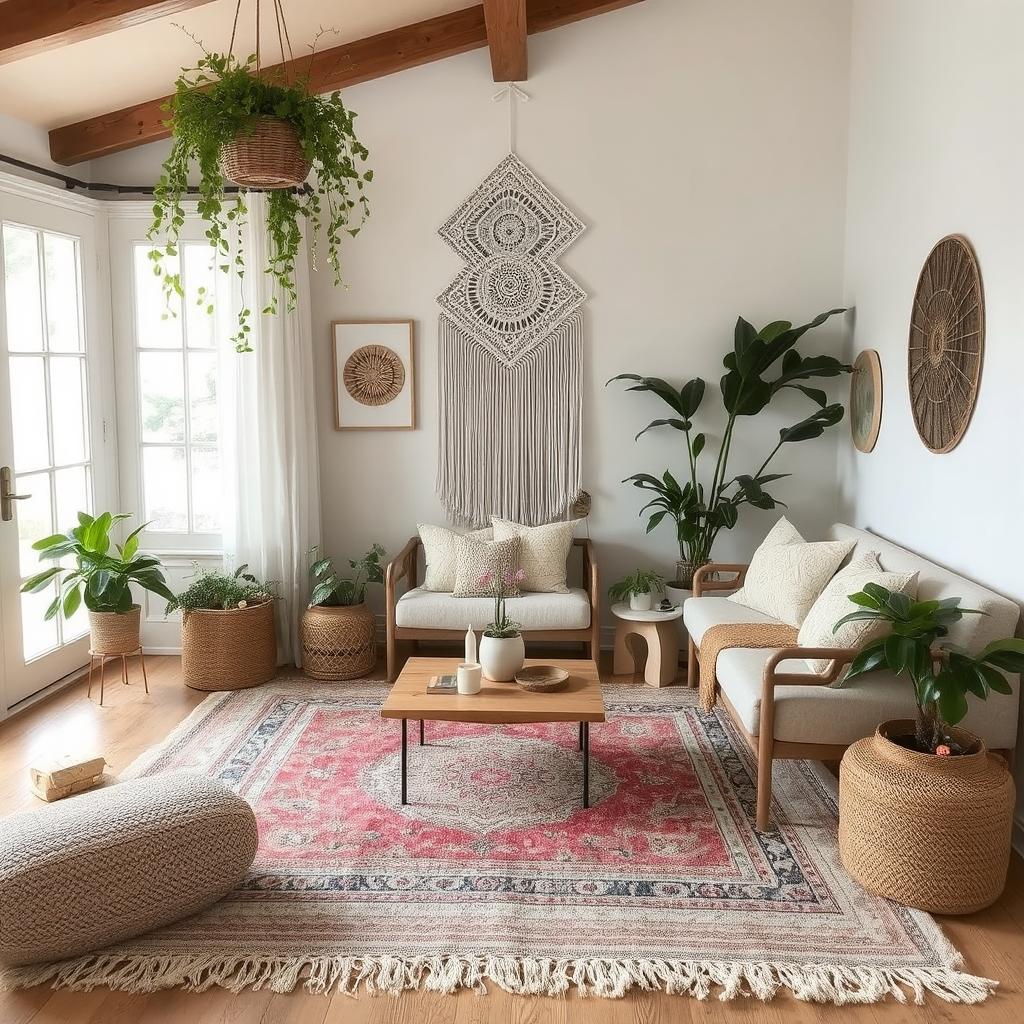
0, 185, 114, 711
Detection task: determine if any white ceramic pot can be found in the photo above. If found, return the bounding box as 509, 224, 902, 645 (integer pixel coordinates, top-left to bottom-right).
664, 584, 691, 609
629, 591, 654, 612
479, 633, 526, 681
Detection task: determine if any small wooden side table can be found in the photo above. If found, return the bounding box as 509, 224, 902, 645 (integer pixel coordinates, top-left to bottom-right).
87, 647, 149, 707
611, 603, 683, 687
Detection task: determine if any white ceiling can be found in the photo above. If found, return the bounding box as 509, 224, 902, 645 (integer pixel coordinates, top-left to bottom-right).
0, 0, 470, 128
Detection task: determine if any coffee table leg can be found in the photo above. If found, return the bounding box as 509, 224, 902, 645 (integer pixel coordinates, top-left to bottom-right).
420, 720, 425, 746
401, 719, 408, 805
578, 721, 584, 751
582, 721, 590, 808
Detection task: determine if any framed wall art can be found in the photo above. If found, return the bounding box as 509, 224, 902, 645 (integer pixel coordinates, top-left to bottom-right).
332, 320, 415, 431
850, 349, 882, 453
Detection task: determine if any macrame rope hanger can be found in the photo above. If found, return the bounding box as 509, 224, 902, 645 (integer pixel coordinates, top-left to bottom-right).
492, 83, 531, 154
227, 0, 297, 75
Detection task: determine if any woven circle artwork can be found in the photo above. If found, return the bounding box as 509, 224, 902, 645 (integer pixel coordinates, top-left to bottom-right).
850, 349, 882, 453
343, 344, 406, 406
908, 235, 984, 453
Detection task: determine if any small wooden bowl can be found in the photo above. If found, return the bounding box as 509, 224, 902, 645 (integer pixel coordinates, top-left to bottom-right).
515, 666, 569, 692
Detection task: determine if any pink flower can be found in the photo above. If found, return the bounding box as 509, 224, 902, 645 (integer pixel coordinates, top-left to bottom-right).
478, 570, 494, 587
514, 567, 526, 583
935, 744, 951, 757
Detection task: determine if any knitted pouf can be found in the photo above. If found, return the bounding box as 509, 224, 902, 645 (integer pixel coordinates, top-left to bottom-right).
839, 720, 1015, 915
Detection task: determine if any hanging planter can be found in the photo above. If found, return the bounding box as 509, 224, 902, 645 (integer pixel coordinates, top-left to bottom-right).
147, 1, 372, 352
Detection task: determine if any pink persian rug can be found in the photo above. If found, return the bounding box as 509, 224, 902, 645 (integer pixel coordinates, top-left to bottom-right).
4, 679, 993, 1004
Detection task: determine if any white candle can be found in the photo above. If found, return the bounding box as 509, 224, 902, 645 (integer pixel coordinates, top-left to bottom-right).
464, 625, 477, 664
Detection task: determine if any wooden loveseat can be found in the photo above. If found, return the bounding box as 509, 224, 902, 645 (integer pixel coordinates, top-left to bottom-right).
385, 537, 600, 682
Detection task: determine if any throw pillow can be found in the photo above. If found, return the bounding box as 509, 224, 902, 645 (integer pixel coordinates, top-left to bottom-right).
728, 516, 855, 626
490, 517, 575, 593
798, 552, 919, 673
452, 536, 523, 598
417, 524, 493, 592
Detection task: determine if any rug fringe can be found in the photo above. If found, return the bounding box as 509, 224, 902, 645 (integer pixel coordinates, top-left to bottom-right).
0, 953, 996, 1004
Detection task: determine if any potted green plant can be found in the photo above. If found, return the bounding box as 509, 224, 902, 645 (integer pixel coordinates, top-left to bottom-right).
608, 569, 665, 612
21, 512, 174, 656
302, 544, 385, 680
478, 567, 527, 681
148, 39, 372, 351
835, 584, 1024, 913
166, 564, 278, 691
608, 308, 850, 590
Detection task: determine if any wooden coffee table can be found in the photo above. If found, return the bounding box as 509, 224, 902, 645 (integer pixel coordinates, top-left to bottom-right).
381, 657, 606, 807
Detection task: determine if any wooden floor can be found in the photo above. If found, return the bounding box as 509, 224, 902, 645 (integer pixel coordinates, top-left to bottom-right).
2, 654, 1023, 1024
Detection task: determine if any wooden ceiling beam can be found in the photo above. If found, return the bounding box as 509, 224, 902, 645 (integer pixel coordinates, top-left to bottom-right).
483, 0, 527, 82
48, 0, 645, 166
0, 0, 217, 66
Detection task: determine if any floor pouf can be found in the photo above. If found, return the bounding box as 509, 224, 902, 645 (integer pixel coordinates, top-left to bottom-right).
0, 773, 258, 966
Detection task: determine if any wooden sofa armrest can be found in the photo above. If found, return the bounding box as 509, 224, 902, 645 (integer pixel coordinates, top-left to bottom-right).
574, 537, 600, 658
385, 536, 420, 606
762, 647, 859, 689
693, 562, 749, 597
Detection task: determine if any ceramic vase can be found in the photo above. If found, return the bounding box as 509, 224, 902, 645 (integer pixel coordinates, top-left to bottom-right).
629, 591, 654, 612
479, 633, 526, 681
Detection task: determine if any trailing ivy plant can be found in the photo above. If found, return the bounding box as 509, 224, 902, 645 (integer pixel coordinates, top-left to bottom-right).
148, 45, 372, 352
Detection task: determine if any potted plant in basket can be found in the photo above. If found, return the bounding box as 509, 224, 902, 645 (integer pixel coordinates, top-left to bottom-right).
21, 512, 174, 657
165, 564, 278, 691
478, 567, 527, 681
835, 583, 1024, 913
608, 569, 665, 612
302, 544, 385, 680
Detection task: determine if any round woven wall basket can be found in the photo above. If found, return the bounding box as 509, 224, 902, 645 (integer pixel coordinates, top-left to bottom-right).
839, 720, 1015, 914
221, 117, 311, 189
301, 604, 376, 680
89, 606, 141, 656
181, 600, 277, 691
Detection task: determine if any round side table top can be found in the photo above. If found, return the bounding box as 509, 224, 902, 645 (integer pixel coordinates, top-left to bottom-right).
611, 602, 683, 623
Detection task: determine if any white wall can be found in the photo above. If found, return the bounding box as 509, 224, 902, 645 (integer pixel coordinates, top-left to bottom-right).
0, 110, 92, 181
840, 0, 1024, 824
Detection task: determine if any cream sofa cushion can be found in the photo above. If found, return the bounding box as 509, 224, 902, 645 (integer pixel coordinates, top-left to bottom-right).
452, 535, 521, 597
417, 524, 493, 592
396, 587, 591, 631
491, 517, 575, 593
683, 596, 780, 647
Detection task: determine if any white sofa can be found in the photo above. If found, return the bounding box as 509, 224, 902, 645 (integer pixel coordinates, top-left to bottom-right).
685, 523, 1021, 829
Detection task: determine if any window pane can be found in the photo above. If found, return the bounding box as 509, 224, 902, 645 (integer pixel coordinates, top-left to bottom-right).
43, 234, 82, 352
16, 472, 52, 577
188, 351, 218, 443
9, 356, 49, 472
139, 351, 185, 442
143, 446, 188, 531
134, 245, 182, 348
22, 581, 59, 662
183, 244, 217, 348
191, 446, 221, 532
54, 464, 90, 535
3, 225, 43, 352
49, 356, 88, 465
63, 596, 89, 642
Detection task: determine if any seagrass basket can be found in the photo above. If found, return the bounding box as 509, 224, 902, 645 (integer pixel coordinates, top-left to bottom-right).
839, 720, 1015, 914
181, 600, 277, 691
89, 607, 141, 656
221, 117, 311, 189
301, 604, 376, 680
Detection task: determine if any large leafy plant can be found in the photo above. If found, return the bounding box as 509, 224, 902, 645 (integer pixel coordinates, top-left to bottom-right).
21, 512, 174, 619
309, 544, 385, 607
836, 584, 1024, 753
148, 46, 372, 352
609, 308, 850, 586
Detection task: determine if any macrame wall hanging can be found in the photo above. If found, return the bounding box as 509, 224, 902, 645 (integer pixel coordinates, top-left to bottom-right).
436, 86, 586, 526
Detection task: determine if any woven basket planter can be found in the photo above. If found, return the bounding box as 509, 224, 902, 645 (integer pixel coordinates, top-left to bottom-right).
221, 118, 311, 189
301, 604, 376, 680
839, 720, 1015, 914
181, 600, 277, 692
89, 607, 141, 656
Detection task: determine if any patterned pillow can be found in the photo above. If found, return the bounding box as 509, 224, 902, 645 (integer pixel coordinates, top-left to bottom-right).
490, 517, 575, 593
417, 523, 493, 592
452, 536, 522, 598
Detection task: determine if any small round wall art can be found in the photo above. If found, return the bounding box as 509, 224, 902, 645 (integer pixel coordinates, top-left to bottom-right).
850, 349, 882, 453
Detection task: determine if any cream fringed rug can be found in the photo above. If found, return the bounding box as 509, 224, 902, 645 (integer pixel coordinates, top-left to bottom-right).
2, 680, 994, 1005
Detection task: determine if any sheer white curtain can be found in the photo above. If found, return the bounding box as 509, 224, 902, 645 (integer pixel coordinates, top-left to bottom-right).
220, 192, 321, 665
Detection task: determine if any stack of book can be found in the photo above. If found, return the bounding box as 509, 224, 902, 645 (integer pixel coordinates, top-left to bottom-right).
29, 753, 107, 802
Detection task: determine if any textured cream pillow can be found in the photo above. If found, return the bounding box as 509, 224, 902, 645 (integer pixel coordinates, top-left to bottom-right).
417, 524, 493, 592
452, 536, 522, 598
490, 517, 575, 593
798, 552, 919, 673
728, 516, 854, 626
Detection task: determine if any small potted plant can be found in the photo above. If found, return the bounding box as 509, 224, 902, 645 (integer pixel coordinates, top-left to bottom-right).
166, 565, 278, 691
302, 544, 385, 680
479, 567, 527, 681
608, 569, 665, 612
21, 512, 174, 657
835, 584, 1024, 913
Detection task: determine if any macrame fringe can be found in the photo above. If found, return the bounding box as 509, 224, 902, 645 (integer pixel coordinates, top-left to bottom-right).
0, 952, 996, 1004
437, 313, 582, 527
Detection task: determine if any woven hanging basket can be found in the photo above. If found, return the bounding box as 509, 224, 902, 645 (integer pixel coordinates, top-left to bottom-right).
181, 600, 277, 691
89, 606, 141, 656
839, 720, 1015, 914
301, 604, 376, 680
221, 117, 311, 189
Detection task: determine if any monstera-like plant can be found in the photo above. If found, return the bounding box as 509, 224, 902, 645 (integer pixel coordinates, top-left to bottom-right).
610, 308, 851, 587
